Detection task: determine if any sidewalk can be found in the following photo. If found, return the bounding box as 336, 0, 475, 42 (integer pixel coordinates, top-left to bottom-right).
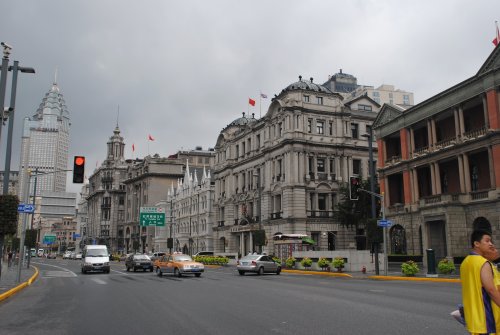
0, 260, 38, 301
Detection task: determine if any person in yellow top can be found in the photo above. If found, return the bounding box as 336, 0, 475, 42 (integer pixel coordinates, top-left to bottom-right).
461, 230, 500, 335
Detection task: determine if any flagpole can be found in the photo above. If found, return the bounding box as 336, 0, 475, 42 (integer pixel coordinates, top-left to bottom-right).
259, 93, 262, 119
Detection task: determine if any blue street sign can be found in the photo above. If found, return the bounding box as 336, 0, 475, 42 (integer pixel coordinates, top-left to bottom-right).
17, 204, 34, 213
74, 234, 81, 238
377, 219, 393, 227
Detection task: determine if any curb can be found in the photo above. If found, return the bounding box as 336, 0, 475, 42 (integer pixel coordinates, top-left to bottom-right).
368, 275, 460, 283
282, 269, 353, 278
0, 265, 39, 302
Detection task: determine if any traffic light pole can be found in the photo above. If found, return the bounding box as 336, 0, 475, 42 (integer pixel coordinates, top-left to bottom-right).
358, 188, 388, 276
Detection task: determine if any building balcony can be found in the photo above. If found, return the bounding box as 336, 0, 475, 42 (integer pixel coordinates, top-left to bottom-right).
306, 210, 335, 218
217, 221, 225, 227
270, 212, 282, 220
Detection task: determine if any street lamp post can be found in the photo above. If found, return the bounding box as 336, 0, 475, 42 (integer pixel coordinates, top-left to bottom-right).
362, 129, 380, 275
0, 42, 11, 148
253, 168, 262, 253
3, 60, 35, 195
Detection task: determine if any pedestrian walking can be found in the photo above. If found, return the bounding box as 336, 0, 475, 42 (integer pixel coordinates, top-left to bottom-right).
7, 250, 13, 268
460, 230, 500, 334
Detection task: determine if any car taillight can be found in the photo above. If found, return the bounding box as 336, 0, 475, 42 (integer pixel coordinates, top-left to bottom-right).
251, 261, 257, 266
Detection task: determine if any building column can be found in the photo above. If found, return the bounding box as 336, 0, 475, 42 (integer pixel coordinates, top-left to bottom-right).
400, 128, 409, 160
377, 139, 386, 167
486, 89, 500, 130
457, 155, 465, 193
409, 128, 415, 157
463, 154, 472, 193
427, 119, 433, 148
383, 177, 389, 208
249, 232, 253, 253
483, 94, 490, 129
458, 105, 465, 137
412, 168, 420, 202
403, 170, 412, 205
454, 108, 461, 139
431, 119, 437, 146
434, 163, 442, 194
430, 163, 436, 194
490, 145, 500, 189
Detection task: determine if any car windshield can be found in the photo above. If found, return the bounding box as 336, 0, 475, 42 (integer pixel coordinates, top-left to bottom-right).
134, 255, 150, 260
241, 255, 260, 261
87, 250, 108, 257
173, 255, 193, 262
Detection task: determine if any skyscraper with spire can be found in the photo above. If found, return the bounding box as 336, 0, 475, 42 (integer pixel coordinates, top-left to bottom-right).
18, 79, 71, 201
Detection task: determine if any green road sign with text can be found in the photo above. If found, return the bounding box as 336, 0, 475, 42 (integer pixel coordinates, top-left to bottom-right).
139, 207, 165, 227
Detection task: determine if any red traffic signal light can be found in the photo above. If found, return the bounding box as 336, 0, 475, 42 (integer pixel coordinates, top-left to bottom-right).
349, 176, 361, 200
73, 156, 85, 183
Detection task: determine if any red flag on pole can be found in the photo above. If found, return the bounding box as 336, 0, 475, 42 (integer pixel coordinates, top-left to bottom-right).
132, 143, 135, 152
249, 98, 256, 106
148, 134, 155, 141
493, 21, 500, 46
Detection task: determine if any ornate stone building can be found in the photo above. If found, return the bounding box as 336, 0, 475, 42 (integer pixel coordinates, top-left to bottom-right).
166, 163, 215, 254
86, 126, 129, 252
373, 45, 500, 260
212, 76, 380, 256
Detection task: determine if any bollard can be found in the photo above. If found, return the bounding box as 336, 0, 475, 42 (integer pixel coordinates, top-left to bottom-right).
426, 249, 437, 277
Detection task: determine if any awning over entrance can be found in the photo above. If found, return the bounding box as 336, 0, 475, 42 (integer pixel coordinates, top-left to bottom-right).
301, 237, 316, 245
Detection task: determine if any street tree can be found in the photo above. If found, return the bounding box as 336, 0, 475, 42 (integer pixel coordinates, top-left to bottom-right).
336, 179, 382, 249
0, 195, 19, 278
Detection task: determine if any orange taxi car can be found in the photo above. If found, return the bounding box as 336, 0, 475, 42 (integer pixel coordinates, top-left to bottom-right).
155, 253, 204, 278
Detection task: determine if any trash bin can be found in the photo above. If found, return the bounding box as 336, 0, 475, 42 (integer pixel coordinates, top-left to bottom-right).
426, 249, 436, 275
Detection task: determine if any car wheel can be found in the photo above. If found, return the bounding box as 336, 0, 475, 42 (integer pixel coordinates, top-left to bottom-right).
276, 267, 281, 275
258, 267, 264, 275
174, 268, 182, 278
195, 273, 201, 278
158, 269, 163, 277
238, 270, 245, 276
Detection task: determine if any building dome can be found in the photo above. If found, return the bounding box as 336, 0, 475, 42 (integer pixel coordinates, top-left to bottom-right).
228, 112, 257, 127
282, 75, 332, 94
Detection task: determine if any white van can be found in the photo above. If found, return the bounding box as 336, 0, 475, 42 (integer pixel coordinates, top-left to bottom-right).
81, 245, 110, 274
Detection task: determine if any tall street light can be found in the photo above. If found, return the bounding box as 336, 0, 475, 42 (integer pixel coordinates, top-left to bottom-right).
253, 168, 262, 253
3, 60, 35, 195
0, 42, 12, 147
362, 128, 379, 275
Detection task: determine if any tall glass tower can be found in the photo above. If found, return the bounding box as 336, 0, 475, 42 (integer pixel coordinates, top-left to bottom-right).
18, 81, 70, 201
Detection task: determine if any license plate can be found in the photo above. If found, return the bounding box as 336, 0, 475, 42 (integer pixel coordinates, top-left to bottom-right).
242, 262, 248, 265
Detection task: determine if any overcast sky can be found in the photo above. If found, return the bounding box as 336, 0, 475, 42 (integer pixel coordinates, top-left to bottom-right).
1, 0, 500, 195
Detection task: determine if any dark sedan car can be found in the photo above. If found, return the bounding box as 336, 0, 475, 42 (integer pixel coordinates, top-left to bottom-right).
125, 254, 153, 272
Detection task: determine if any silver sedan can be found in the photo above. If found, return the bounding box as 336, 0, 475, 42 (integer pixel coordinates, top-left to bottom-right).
237, 254, 281, 275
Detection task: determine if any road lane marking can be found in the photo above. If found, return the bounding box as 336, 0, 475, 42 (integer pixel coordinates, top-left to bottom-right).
110, 269, 129, 275
91, 278, 107, 285
44, 270, 77, 278
32, 261, 78, 277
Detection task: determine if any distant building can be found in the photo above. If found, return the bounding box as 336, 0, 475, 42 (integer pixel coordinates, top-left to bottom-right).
323, 70, 414, 108
18, 80, 71, 202
0, 171, 19, 196
352, 84, 414, 108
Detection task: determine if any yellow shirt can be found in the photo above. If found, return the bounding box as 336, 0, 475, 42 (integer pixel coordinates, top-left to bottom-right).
461, 254, 496, 334
492, 264, 500, 334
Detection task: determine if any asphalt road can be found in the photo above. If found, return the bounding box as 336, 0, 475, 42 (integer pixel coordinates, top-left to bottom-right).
0, 258, 465, 335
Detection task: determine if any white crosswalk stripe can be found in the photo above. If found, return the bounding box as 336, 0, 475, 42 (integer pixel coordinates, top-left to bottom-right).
43, 270, 77, 278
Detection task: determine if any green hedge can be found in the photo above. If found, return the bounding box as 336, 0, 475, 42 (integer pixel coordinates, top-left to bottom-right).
193, 255, 229, 265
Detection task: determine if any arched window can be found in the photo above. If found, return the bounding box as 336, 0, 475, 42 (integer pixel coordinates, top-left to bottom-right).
473, 217, 492, 233
390, 225, 407, 254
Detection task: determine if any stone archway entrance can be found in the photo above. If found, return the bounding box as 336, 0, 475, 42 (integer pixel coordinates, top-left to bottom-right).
426, 220, 447, 260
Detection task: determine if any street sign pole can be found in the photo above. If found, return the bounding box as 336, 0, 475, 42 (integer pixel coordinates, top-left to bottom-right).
381, 193, 388, 276
17, 169, 31, 283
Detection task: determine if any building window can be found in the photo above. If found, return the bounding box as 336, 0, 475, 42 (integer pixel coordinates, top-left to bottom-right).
318, 194, 327, 211
403, 95, 410, 105
353, 159, 361, 176
329, 122, 333, 135
278, 123, 283, 137
317, 96, 323, 105
351, 123, 359, 139
317, 159, 325, 173
373, 91, 380, 97
235, 145, 239, 158
307, 119, 312, 133
366, 125, 372, 137
256, 134, 261, 149
316, 121, 324, 134
303, 95, 310, 103
358, 104, 372, 111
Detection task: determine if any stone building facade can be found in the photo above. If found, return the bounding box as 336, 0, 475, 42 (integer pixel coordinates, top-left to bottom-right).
372, 45, 500, 260
86, 126, 129, 252
212, 76, 380, 257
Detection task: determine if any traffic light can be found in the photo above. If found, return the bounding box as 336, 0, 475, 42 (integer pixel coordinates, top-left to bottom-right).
73, 156, 85, 183
349, 176, 361, 200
